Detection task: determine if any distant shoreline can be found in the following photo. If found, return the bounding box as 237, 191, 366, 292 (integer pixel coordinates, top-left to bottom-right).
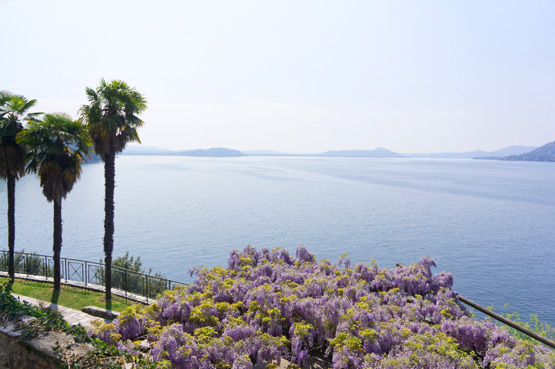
120, 144, 549, 160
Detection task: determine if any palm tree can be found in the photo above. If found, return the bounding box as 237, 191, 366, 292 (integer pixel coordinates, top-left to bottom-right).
17, 113, 90, 290
0, 91, 40, 281
79, 79, 147, 301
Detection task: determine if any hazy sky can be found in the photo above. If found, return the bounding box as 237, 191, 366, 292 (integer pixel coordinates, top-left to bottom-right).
2, 0, 554, 153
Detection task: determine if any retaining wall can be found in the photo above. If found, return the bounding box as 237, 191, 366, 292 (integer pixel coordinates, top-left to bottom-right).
0, 316, 92, 369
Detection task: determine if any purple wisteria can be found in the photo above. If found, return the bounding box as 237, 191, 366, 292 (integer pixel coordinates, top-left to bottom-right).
91, 246, 555, 368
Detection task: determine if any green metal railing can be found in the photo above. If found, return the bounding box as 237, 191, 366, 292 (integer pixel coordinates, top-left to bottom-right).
0, 250, 187, 303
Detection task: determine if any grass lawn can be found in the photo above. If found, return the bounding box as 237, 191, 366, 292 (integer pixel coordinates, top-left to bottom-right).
1, 277, 135, 312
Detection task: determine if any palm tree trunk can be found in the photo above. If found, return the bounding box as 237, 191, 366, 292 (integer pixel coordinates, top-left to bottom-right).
7, 175, 15, 281
104, 151, 116, 301
53, 199, 62, 291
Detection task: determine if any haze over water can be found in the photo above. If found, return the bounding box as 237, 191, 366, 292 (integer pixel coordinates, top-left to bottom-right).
1, 156, 554, 325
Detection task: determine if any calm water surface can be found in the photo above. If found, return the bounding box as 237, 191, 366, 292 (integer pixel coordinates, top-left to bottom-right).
1, 156, 554, 325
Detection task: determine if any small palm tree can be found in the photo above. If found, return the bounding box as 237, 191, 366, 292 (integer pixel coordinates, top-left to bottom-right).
80, 79, 147, 301
17, 113, 90, 290
0, 91, 40, 281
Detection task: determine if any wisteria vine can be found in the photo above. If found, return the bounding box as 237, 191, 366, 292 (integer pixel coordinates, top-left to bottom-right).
91, 246, 555, 368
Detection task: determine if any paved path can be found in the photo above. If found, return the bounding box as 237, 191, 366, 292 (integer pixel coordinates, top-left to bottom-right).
12, 294, 113, 329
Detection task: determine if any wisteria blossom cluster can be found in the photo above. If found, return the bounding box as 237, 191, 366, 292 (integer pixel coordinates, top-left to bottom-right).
91, 246, 555, 369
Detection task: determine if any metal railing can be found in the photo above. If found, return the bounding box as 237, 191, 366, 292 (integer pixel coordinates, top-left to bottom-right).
0, 250, 187, 303
456, 293, 555, 349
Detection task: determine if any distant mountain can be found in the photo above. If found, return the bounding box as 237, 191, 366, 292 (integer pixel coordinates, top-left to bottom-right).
122, 146, 175, 156
499, 141, 555, 162
407, 145, 537, 159
177, 148, 245, 157
121, 146, 406, 158
316, 148, 405, 158
119, 144, 549, 160
481, 146, 539, 158
122, 146, 245, 157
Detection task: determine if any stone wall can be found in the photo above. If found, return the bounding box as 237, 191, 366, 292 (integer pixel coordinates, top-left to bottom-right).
0, 316, 93, 369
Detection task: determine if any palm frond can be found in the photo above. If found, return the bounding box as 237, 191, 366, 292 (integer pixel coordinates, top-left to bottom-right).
0, 92, 37, 179
81, 79, 147, 158
22, 99, 37, 111
0, 91, 17, 107
85, 86, 98, 103
17, 113, 91, 201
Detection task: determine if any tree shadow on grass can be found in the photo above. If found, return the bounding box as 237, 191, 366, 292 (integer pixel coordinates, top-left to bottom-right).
51, 288, 60, 305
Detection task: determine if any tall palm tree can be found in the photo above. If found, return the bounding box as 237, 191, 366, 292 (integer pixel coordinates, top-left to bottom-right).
80, 79, 147, 301
17, 113, 90, 290
0, 91, 40, 281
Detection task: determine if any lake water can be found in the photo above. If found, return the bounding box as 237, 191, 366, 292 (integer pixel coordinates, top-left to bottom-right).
1, 156, 554, 325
